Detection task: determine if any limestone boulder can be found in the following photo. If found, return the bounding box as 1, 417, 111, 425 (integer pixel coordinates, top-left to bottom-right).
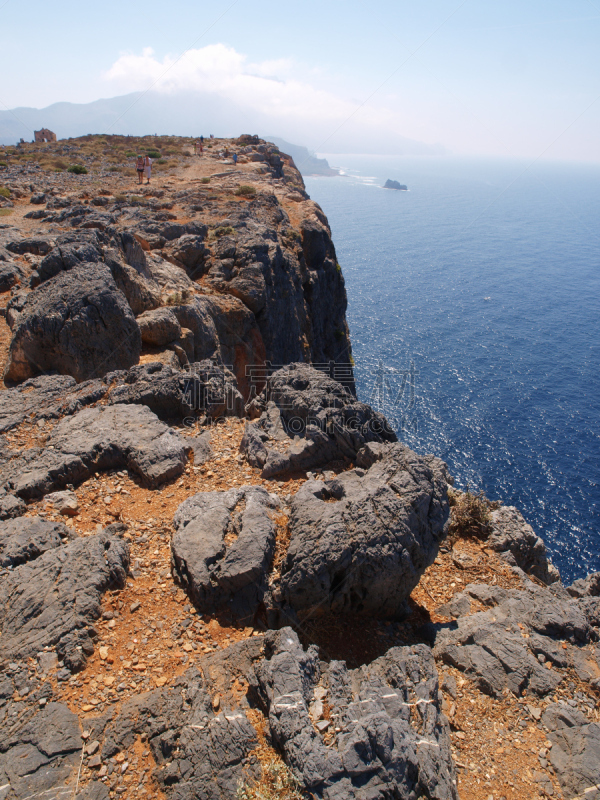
4, 262, 141, 384
278, 442, 450, 620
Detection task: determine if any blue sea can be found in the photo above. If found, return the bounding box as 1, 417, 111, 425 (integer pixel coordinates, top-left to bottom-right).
304, 155, 600, 583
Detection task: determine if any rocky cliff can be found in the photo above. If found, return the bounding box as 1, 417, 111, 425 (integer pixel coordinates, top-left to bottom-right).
0, 135, 598, 800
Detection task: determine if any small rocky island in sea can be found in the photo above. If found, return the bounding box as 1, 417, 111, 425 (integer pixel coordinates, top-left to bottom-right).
384, 178, 408, 190
0, 133, 598, 800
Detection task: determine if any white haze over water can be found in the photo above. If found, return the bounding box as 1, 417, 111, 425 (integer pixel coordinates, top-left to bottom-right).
305, 154, 600, 583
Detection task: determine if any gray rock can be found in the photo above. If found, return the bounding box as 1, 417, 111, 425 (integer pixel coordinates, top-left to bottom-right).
241, 364, 395, 477
434, 580, 597, 697
383, 179, 408, 190
137, 307, 182, 346
0, 700, 83, 800
0, 374, 107, 434
0, 531, 128, 667
172, 486, 280, 623
43, 489, 80, 516
0, 261, 26, 293
99, 668, 259, 800
6, 238, 53, 256
542, 703, 600, 799
0, 490, 26, 520
1, 403, 189, 499
4, 261, 141, 384
568, 572, 600, 598
488, 506, 560, 584
278, 442, 449, 620
106, 360, 244, 420
0, 516, 76, 567
189, 431, 212, 465
251, 628, 458, 799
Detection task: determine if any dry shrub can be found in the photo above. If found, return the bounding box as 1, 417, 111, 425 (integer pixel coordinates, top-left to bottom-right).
448, 487, 500, 542
237, 759, 305, 800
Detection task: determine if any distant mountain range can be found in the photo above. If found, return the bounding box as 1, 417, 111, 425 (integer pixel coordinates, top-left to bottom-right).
0, 90, 446, 159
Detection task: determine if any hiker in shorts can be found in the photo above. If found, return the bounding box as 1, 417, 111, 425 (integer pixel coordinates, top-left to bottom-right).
144, 155, 152, 184
136, 155, 144, 184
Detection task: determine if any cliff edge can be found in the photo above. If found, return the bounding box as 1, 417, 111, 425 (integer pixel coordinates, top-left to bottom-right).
0, 135, 598, 800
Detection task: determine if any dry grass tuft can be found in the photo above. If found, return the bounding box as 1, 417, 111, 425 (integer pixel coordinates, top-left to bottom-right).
448, 487, 500, 542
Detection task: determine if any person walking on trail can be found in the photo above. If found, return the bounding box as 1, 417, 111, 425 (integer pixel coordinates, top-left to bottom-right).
194, 141, 198, 155
135, 155, 144, 185
144, 155, 153, 184
232, 152, 238, 165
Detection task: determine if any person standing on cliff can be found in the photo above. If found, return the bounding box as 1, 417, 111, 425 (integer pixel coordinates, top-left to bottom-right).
144, 155, 152, 184
135, 155, 144, 185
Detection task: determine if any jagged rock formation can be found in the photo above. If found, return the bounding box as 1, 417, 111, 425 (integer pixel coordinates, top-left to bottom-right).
0, 516, 75, 567
0, 530, 129, 669
275, 442, 450, 622
434, 577, 599, 696
0, 135, 598, 800
1, 404, 189, 500
4, 261, 141, 383
241, 363, 392, 477
251, 629, 457, 799
1, 146, 352, 391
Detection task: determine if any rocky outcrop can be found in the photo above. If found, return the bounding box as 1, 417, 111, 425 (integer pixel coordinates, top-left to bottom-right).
0, 516, 75, 567
136, 306, 182, 346
0, 693, 84, 800
251, 628, 457, 799
277, 442, 450, 621
1, 404, 189, 499
383, 179, 407, 190
0, 361, 243, 439
4, 262, 141, 383
488, 505, 560, 584
241, 363, 394, 477
0, 531, 129, 669
542, 703, 600, 800
434, 578, 600, 697
171, 486, 280, 624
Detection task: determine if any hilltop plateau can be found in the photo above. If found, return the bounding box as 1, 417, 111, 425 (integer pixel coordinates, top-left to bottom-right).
0, 134, 598, 800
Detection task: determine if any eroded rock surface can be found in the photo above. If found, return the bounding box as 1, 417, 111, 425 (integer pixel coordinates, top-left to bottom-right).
172, 486, 280, 623
434, 578, 600, 697
251, 628, 458, 799
1, 404, 189, 499
0, 516, 75, 567
4, 261, 141, 383
241, 363, 395, 477
277, 442, 450, 621
488, 505, 560, 584
542, 703, 600, 800
0, 531, 129, 669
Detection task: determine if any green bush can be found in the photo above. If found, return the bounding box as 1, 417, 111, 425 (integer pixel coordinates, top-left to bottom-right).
156, 158, 167, 164
235, 184, 256, 197
0, 208, 13, 217
0, 186, 10, 198
125, 150, 136, 157
146, 150, 161, 159
0, 162, 7, 170
67, 164, 88, 174
200, 177, 211, 184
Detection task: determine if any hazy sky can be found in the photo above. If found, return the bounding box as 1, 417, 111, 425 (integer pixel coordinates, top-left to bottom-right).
2, 0, 599, 161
